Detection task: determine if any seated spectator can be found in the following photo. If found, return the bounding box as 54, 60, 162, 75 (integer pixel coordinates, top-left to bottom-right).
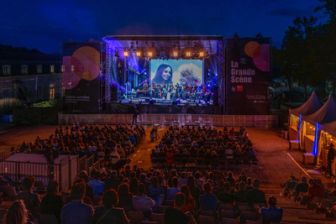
40, 180, 63, 223
187, 176, 201, 209
61, 182, 94, 224
0, 175, 17, 200
216, 181, 234, 203
235, 181, 248, 202
261, 196, 283, 224
88, 169, 105, 198
180, 185, 195, 213
166, 177, 179, 201
17, 176, 40, 222
93, 189, 129, 224
111, 147, 121, 165
164, 192, 197, 224
78, 171, 94, 203
283, 176, 297, 197
132, 183, 155, 212
118, 183, 133, 211
246, 179, 266, 206
5, 200, 28, 224
294, 176, 308, 200
226, 172, 235, 185
308, 179, 325, 201
148, 176, 164, 208
199, 182, 218, 211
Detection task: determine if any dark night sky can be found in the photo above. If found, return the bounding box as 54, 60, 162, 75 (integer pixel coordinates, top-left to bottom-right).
0, 0, 322, 53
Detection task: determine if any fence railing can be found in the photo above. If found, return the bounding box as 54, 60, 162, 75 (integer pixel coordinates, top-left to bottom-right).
0, 155, 78, 192
0, 160, 57, 187
0, 151, 13, 161
0, 153, 107, 192
59, 113, 278, 128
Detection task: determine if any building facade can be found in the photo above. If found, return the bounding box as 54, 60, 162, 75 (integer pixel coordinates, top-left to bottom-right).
0, 47, 62, 111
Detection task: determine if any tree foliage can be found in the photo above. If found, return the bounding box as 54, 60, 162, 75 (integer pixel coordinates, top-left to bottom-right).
279, 0, 336, 96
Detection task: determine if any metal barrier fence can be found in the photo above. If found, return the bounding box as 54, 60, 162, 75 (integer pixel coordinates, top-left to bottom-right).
0, 155, 78, 192
0, 153, 116, 192
0, 151, 12, 161
59, 113, 278, 128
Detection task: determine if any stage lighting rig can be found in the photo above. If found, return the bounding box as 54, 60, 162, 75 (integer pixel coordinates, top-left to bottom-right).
185, 50, 192, 57
136, 49, 142, 57
123, 50, 129, 57
171, 49, 179, 58
147, 50, 154, 58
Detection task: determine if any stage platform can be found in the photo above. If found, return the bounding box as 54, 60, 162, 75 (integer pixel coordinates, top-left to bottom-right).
58, 113, 278, 128
120, 97, 212, 106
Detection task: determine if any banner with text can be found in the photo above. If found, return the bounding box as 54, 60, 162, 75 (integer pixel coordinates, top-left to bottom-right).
226, 37, 270, 114
62, 42, 102, 113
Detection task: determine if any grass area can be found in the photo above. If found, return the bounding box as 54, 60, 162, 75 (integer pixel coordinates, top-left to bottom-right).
32, 100, 56, 108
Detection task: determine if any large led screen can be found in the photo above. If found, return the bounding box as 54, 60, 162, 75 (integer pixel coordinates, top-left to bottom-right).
150, 59, 203, 87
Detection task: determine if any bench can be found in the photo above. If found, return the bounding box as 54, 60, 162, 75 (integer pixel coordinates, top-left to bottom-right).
303, 152, 315, 165
289, 140, 300, 150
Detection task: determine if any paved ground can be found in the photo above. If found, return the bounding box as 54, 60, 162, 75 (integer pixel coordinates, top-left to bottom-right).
247, 128, 307, 185
0, 125, 55, 155
129, 127, 166, 170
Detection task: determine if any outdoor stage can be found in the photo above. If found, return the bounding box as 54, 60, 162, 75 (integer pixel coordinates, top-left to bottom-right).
63, 35, 271, 115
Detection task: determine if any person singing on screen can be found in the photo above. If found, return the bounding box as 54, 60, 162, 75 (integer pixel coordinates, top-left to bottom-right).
152, 64, 173, 85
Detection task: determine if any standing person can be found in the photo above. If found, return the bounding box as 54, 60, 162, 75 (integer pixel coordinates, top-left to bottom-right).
132, 105, 139, 125
327, 143, 335, 177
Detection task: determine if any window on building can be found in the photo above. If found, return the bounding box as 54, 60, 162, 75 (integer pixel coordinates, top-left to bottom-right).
49, 84, 55, 100
21, 65, 28, 74
50, 65, 55, 73
61, 65, 65, 73
71, 65, 75, 72
2, 65, 11, 75
37, 64, 43, 73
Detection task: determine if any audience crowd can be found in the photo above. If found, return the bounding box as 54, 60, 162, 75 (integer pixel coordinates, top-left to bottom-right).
282, 175, 336, 218
14, 125, 144, 166
0, 125, 288, 224
2, 166, 280, 224
151, 126, 256, 167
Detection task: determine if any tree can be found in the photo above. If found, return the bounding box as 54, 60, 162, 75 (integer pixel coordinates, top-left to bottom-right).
281, 16, 323, 97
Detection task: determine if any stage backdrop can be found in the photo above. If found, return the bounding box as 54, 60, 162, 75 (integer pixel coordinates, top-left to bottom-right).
62, 42, 102, 113
225, 37, 271, 115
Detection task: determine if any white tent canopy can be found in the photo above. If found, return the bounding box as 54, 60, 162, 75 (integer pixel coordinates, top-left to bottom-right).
289, 91, 321, 116
303, 95, 336, 124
